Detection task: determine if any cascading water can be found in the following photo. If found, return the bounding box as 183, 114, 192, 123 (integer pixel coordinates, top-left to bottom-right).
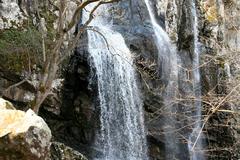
144, 0, 205, 159
143, 0, 178, 81
143, 0, 180, 159
83, 4, 148, 160
188, 1, 205, 160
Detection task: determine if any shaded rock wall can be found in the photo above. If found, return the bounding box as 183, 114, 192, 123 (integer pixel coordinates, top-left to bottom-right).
43, 0, 240, 159
198, 0, 240, 159
0, 0, 239, 160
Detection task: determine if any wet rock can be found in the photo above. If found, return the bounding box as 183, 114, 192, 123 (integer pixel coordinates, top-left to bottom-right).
0, 0, 239, 159
51, 142, 88, 160
0, 101, 52, 160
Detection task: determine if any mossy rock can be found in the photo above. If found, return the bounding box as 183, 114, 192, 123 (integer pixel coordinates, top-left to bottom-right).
51, 142, 88, 160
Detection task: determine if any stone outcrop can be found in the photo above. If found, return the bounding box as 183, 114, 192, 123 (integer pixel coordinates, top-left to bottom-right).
0, 98, 52, 160
51, 142, 88, 160
0, 0, 26, 29
42, 0, 240, 159
0, 0, 239, 160
198, 0, 240, 159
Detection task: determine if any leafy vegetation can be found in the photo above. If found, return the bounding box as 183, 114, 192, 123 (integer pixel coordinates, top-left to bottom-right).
0, 28, 42, 73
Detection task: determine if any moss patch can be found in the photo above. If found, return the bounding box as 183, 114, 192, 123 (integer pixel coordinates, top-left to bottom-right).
0, 28, 42, 73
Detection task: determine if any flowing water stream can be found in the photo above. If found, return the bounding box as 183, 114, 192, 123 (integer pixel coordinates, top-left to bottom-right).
188, 1, 205, 160
82, 1, 205, 159
144, 0, 205, 159
143, 0, 180, 159
83, 4, 148, 160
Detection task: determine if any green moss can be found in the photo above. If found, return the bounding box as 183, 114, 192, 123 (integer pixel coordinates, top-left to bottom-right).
0, 27, 42, 73
0, 7, 59, 74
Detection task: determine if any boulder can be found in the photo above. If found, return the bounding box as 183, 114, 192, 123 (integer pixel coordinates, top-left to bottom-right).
0, 100, 52, 160
0, 98, 15, 110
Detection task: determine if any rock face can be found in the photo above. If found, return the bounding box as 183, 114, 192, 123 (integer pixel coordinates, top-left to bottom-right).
198, 0, 240, 159
0, 0, 26, 29
51, 142, 88, 160
0, 0, 239, 160
0, 99, 52, 160
41, 0, 240, 159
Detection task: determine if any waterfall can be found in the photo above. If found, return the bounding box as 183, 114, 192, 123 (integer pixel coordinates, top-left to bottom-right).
144, 0, 206, 159
143, 0, 180, 159
188, 1, 205, 160
83, 4, 148, 160
143, 0, 178, 80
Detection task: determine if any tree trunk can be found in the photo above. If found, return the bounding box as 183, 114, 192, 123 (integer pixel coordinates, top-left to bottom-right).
32, 51, 59, 114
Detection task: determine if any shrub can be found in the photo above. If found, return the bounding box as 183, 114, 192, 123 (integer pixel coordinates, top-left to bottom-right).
0, 28, 42, 73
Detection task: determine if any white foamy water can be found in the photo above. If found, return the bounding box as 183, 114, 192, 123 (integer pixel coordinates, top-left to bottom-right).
188, 1, 205, 160
83, 4, 148, 160
144, 0, 180, 159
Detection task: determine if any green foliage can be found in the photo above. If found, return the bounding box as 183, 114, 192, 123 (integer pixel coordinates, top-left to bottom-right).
0, 28, 42, 73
